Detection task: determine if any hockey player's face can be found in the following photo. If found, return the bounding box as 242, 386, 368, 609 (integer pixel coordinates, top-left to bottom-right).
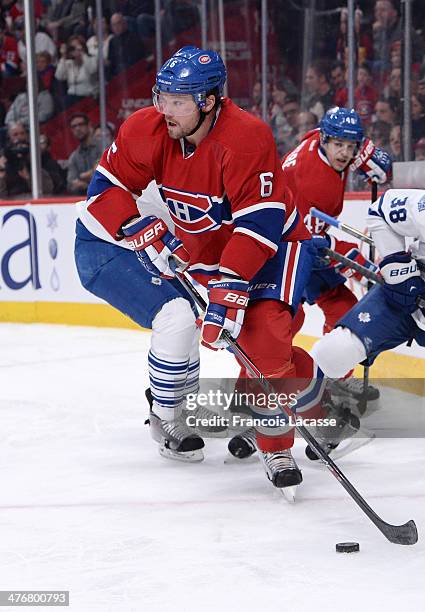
154, 92, 200, 139
323, 138, 358, 172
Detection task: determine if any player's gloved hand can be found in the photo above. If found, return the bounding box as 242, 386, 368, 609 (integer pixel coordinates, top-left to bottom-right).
311, 234, 332, 269
350, 138, 392, 184
122, 215, 189, 279
201, 277, 250, 349
379, 251, 425, 313
334, 248, 378, 286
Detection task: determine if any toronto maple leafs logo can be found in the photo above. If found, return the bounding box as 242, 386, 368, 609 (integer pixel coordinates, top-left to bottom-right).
358, 312, 371, 323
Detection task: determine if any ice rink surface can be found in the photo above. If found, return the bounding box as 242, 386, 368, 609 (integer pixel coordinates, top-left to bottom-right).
1, 323, 424, 612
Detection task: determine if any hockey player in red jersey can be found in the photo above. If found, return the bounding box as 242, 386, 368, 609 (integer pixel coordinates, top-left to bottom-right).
75, 45, 332, 492
281, 107, 392, 402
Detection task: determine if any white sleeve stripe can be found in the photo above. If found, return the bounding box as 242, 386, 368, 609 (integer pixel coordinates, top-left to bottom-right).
233, 227, 278, 251
219, 266, 240, 277
282, 207, 297, 233
96, 164, 138, 198
232, 202, 286, 220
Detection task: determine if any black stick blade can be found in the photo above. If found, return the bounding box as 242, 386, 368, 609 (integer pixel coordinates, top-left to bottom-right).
381, 519, 418, 545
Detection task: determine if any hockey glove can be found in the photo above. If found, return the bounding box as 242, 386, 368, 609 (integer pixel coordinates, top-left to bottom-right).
350, 138, 392, 184
311, 234, 332, 269
202, 278, 250, 349
122, 215, 189, 279
379, 251, 425, 313
334, 248, 378, 286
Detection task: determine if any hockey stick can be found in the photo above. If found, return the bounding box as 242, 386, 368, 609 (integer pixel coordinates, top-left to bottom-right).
175, 269, 418, 545
360, 183, 378, 414
310, 207, 373, 245
311, 208, 425, 273
322, 247, 425, 309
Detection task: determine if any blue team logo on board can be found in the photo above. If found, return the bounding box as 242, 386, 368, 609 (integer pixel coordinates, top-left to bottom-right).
161, 186, 225, 233
418, 196, 425, 213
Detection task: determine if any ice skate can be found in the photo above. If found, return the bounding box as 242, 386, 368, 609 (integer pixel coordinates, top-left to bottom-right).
259, 448, 302, 501
305, 397, 373, 461
145, 389, 205, 462
227, 427, 257, 459
183, 404, 228, 438
329, 377, 380, 415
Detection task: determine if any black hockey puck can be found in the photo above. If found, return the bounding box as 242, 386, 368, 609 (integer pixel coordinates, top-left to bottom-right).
336, 542, 360, 553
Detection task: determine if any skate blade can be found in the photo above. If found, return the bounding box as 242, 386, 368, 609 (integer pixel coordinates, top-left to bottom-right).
330, 430, 376, 460
280, 485, 297, 503
158, 445, 204, 463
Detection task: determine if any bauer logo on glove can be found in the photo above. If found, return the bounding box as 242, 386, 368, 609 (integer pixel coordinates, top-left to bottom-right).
202, 278, 250, 349
122, 215, 190, 279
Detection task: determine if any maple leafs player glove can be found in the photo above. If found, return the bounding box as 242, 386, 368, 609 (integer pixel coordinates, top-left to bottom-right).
311, 235, 332, 269
350, 138, 392, 184
379, 252, 425, 313
202, 278, 250, 349
122, 215, 189, 279
335, 248, 378, 286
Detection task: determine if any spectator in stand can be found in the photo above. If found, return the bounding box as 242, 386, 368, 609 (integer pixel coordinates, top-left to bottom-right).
0, 122, 53, 196
414, 138, 425, 161
389, 124, 402, 162
280, 96, 300, 155
66, 113, 103, 195
39, 133, 66, 194
136, 1, 199, 58
4, 76, 54, 127
303, 60, 334, 121
385, 67, 401, 116
355, 63, 378, 126
270, 81, 288, 155
45, 0, 87, 43
36, 51, 56, 92
93, 122, 115, 148
390, 40, 401, 70
87, 16, 113, 60
107, 12, 145, 78
372, 0, 423, 79
4, 0, 44, 26
14, 16, 57, 72
331, 61, 347, 107
374, 98, 398, 127
336, 7, 372, 66
418, 75, 425, 101
0, 147, 7, 194
0, 21, 20, 75
411, 94, 425, 143
249, 80, 271, 121
55, 35, 98, 108
295, 110, 318, 143
368, 120, 391, 152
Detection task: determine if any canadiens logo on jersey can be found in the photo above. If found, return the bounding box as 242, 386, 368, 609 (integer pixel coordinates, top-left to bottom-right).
160, 186, 230, 233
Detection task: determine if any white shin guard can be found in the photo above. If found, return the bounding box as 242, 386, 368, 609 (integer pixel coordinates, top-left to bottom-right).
310, 326, 367, 379
150, 298, 199, 421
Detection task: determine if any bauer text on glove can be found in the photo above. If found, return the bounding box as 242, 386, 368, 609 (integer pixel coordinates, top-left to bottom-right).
379, 252, 425, 313
201, 278, 250, 349
122, 215, 189, 278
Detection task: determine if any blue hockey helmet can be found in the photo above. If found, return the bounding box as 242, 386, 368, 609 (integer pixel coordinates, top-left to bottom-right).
154, 46, 227, 110
320, 107, 364, 143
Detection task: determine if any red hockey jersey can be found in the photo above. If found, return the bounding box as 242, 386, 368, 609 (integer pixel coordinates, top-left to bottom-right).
82, 99, 309, 283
